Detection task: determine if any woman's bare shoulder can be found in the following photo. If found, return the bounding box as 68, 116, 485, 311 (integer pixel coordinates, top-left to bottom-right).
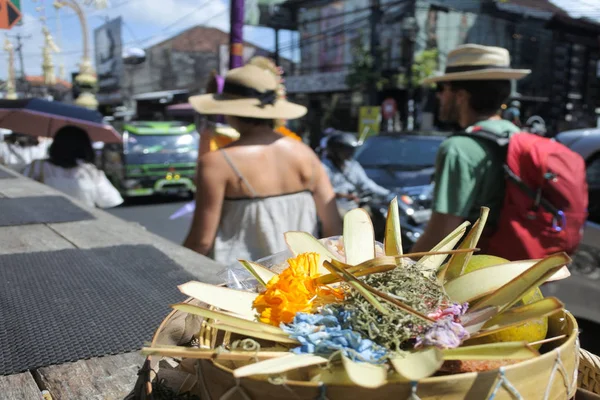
198, 149, 226, 165
276, 136, 317, 157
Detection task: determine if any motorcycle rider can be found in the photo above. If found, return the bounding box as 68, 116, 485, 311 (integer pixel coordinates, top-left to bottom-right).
502, 100, 522, 127
321, 132, 392, 215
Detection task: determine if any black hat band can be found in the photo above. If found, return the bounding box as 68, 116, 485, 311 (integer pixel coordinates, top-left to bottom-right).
445, 64, 514, 74
222, 82, 277, 107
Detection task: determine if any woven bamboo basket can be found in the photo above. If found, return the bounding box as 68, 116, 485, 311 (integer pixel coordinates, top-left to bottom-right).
127, 294, 600, 400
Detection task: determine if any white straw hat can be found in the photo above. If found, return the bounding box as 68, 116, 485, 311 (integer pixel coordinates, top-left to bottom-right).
422, 44, 531, 84
189, 64, 307, 120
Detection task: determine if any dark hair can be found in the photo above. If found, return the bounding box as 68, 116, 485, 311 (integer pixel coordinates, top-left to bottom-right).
449, 80, 512, 115
48, 125, 95, 169
5, 133, 39, 147
235, 116, 275, 129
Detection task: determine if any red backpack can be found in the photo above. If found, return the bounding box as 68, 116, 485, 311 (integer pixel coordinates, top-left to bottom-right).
465, 127, 589, 261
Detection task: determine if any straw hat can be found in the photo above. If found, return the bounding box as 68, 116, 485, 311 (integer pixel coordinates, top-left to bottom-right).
189, 64, 307, 120
422, 44, 531, 84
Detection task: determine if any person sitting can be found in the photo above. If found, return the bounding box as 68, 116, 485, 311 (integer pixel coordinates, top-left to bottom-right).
321, 132, 392, 215
22, 125, 123, 209
183, 64, 342, 267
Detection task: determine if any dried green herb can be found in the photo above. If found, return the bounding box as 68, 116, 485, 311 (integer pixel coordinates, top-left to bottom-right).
344, 261, 448, 351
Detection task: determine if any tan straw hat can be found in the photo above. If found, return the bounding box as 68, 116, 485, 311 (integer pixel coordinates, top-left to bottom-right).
189, 64, 307, 119
422, 44, 531, 84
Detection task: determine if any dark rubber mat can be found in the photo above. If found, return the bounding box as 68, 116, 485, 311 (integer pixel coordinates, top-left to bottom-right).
0, 169, 16, 179
0, 196, 95, 226
0, 244, 196, 375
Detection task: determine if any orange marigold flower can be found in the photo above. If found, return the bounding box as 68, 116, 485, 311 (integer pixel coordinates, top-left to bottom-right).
252, 253, 344, 326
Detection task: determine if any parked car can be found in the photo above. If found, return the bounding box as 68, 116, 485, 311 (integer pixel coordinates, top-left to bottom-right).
102, 121, 199, 198
554, 128, 600, 222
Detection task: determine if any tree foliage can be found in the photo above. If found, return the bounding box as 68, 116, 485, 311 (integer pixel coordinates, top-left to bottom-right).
346, 38, 439, 92
411, 48, 440, 88
345, 36, 386, 92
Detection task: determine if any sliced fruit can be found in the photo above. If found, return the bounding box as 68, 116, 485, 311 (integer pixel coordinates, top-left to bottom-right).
442, 207, 489, 282
341, 355, 387, 388
178, 281, 257, 320
343, 208, 376, 265
207, 323, 299, 344
470, 253, 571, 313
389, 348, 443, 381
171, 303, 288, 336
467, 295, 561, 350
384, 197, 403, 256
417, 221, 470, 275
233, 354, 328, 378
445, 259, 557, 304
442, 341, 539, 360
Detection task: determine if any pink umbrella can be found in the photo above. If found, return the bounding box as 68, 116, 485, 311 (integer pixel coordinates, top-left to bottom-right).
0, 99, 122, 144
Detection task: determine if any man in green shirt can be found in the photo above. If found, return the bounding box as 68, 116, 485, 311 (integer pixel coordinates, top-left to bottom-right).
411, 44, 531, 253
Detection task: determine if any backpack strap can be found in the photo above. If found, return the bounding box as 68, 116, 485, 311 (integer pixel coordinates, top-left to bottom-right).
452, 126, 564, 223
451, 125, 512, 147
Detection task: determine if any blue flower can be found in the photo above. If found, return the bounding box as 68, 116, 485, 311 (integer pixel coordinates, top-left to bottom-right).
281, 307, 388, 364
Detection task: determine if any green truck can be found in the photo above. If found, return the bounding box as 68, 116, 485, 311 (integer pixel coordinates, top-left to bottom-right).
102, 121, 199, 197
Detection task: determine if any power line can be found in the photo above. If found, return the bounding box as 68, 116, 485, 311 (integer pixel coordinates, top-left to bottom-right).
5, 3, 228, 60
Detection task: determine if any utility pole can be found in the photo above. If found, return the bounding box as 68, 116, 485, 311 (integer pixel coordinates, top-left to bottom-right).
9, 33, 31, 93
369, 0, 382, 106
274, 28, 280, 67
9, 33, 31, 82
229, 0, 245, 70
405, 0, 417, 131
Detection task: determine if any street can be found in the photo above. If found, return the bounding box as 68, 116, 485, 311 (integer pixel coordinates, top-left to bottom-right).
107, 196, 192, 246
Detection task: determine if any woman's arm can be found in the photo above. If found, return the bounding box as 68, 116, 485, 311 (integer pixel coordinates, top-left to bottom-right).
311, 156, 343, 237
183, 152, 226, 255
93, 168, 124, 209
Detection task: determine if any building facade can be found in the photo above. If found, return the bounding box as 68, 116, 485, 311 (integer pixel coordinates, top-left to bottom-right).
98, 26, 293, 119
283, 0, 600, 138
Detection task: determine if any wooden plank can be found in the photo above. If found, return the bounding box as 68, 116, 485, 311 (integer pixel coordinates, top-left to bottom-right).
0, 225, 75, 255
37, 352, 145, 400
49, 213, 225, 285
0, 372, 43, 399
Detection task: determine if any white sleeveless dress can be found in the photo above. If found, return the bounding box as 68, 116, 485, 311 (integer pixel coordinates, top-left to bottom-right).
210, 150, 318, 267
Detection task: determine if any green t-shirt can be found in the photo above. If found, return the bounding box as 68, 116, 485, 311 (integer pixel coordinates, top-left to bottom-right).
432, 119, 521, 225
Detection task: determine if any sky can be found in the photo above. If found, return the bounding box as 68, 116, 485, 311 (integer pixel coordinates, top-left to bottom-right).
0, 0, 599, 85
0, 0, 295, 82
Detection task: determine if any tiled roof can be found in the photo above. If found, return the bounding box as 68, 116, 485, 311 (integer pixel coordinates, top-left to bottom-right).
149, 26, 260, 52
25, 75, 72, 89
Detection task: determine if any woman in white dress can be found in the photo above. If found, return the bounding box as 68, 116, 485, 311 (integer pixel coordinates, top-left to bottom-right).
22, 125, 124, 209
183, 64, 342, 267
0, 133, 53, 172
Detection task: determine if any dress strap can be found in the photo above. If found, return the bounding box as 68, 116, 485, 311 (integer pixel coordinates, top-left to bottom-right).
220, 149, 258, 198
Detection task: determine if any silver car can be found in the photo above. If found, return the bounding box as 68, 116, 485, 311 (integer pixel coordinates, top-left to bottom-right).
555, 128, 600, 222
